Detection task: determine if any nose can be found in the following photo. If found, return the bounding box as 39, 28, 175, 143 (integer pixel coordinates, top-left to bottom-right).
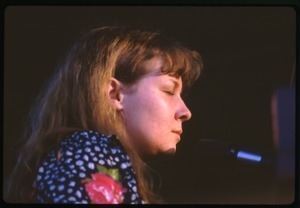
175, 98, 192, 122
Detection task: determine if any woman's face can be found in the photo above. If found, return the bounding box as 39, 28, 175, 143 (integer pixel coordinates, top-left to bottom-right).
120, 58, 192, 160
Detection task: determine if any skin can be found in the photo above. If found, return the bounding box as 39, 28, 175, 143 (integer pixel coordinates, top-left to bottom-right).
110, 58, 192, 160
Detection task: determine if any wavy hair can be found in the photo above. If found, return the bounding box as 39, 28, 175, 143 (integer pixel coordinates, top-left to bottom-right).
4, 25, 203, 203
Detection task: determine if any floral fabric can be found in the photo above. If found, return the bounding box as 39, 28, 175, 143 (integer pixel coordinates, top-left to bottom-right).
34, 130, 143, 204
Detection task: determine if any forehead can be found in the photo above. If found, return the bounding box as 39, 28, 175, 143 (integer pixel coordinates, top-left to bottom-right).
144, 57, 182, 82
127, 59, 183, 94
142, 59, 183, 86
144, 56, 180, 78
144, 57, 163, 72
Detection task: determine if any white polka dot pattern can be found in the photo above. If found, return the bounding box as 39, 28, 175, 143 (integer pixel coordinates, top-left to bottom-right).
34, 130, 143, 204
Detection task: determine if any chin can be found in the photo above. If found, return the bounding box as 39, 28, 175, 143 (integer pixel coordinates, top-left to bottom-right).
164, 147, 176, 155
156, 148, 177, 160
144, 148, 177, 162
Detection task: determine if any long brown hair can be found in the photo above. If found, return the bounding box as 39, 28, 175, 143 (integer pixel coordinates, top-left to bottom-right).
4, 25, 203, 203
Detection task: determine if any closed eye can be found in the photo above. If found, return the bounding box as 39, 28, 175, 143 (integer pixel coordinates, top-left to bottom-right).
165, 91, 175, 96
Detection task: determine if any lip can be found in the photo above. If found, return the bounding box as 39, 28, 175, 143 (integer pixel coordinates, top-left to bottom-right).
172, 130, 182, 142
172, 130, 183, 136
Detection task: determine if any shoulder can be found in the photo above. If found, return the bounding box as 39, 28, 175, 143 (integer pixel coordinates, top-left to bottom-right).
61, 130, 114, 149
34, 130, 142, 203
59, 130, 131, 169
60, 130, 124, 156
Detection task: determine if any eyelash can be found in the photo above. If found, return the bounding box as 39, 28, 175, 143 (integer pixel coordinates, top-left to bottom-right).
165, 91, 175, 96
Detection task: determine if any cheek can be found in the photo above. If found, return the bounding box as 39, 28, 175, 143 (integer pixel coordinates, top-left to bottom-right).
129, 98, 169, 133
127, 90, 171, 124
137, 100, 175, 147
142, 97, 173, 130
124, 97, 171, 140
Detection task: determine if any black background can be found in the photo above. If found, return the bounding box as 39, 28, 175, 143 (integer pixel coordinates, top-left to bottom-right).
3, 5, 297, 204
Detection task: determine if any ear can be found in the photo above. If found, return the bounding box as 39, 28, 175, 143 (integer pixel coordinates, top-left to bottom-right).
108, 78, 124, 111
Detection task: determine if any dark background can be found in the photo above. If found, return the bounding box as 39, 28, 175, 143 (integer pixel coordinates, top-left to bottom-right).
3, 6, 296, 204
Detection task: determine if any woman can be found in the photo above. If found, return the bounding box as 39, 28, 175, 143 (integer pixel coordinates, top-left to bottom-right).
4, 25, 203, 204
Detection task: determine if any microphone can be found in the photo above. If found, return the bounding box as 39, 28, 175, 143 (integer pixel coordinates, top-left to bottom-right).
194, 139, 275, 168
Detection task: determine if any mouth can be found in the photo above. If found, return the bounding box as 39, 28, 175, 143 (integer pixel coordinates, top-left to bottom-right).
172, 130, 182, 141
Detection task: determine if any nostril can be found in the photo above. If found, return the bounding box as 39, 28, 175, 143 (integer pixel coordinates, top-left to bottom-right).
179, 109, 192, 122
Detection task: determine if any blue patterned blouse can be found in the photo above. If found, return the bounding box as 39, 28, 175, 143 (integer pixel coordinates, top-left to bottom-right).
33, 130, 144, 204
